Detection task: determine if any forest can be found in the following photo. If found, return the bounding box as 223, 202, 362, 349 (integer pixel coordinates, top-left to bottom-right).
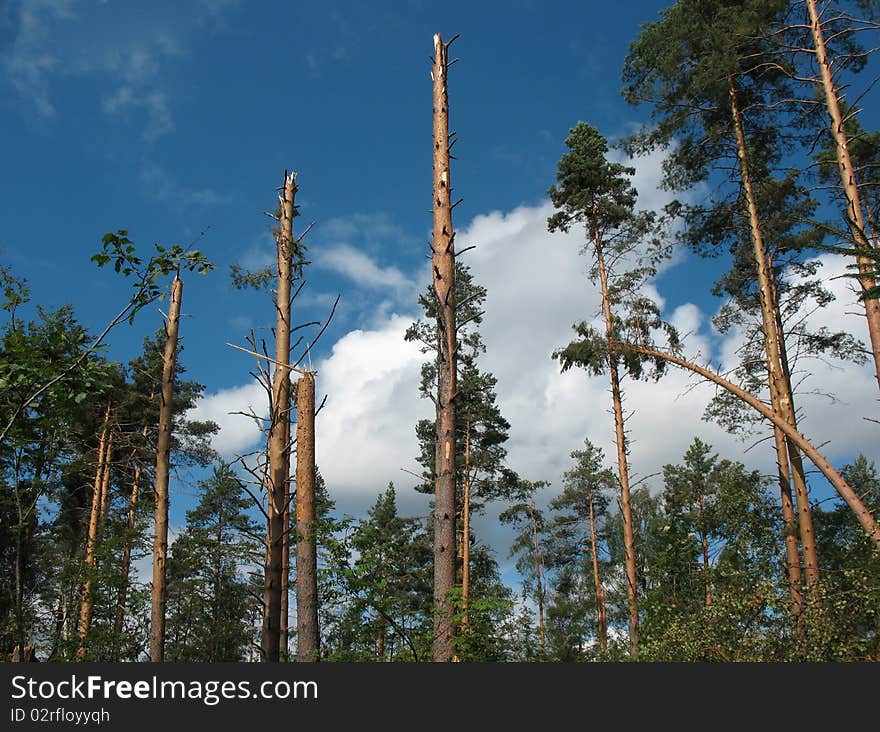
2, 0, 880, 663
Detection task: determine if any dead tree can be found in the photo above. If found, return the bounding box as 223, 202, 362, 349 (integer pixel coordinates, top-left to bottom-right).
149, 273, 183, 662
262, 172, 298, 662
295, 372, 319, 662
430, 31, 460, 664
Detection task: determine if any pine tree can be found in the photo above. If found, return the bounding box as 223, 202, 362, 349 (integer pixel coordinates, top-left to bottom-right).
165, 463, 260, 662
548, 121, 679, 656
548, 439, 616, 655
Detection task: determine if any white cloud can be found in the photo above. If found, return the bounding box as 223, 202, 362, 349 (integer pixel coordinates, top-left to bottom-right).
190, 153, 879, 524
314, 243, 412, 293
189, 380, 267, 457
102, 86, 173, 140
2, 1, 236, 135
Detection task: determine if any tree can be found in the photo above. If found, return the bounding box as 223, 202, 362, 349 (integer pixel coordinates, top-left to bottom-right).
321, 483, 432, 662
622, 0, 823, 602
428, 32, 460, 663
500, 479, 550, 659
406, 262, 516, 650
295, 372, 319, 662
149, 273, 182, 662
0, 276, 115, 659
798, 0, 880, 388
165, 463, 261, 662
549, 438, 616, 654
548, 121, 679, 656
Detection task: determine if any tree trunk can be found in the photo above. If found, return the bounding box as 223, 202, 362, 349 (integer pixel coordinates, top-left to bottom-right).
262, 171, 297, 663
97, 431, 113, 537
611, 341, 880, 553
770, 269, 819, 588
460, 415, 471, 638
587, 487, 607, 653
112, 461, 140, 661
149, 273, 183, 663
805, 0, 880, 391
594, 233, 639, 656
528, 495, 546, 658
729, 81, 820, 586
76, 401, 112, 661
295, 372, 319, 662
280, 423, 291, 661
431, 32, 458, 663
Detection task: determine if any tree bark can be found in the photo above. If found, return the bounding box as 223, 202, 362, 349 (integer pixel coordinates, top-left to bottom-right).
594, 233, 639, 656
611, 341, 880, 553
295, 372, 319, 662
149, 274, 183, 662
805, 0, 880, 391
460, 415, 471, 638
97, 431, 113, 536
587, 487, 607, 653
431, 32, 458, 663
278, 468, 291, 661
262, 171, 297, 662
76, 401, 111, 661
729, 81, 820, 586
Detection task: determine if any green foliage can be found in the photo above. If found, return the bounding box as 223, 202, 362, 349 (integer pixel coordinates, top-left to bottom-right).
321, 483, 432, 661
547, 122, 679, 381
91, 231, 213, 324
165, 463, 261, 662
406, 263, 517, 507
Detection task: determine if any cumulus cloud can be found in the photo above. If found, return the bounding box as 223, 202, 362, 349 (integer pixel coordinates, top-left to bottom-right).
313, 243, 412, 293
189, 380, 266, 457
190, 152, 879, 523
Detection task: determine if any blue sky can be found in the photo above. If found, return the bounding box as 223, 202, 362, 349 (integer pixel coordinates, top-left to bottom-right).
2, 0, 879, 573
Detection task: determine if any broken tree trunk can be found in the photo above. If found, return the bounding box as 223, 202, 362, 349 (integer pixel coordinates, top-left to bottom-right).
149, 273, 183, 663
460, 416, 471, 638
295, 372, 319, 662
262, 171, 297, 663
610, 341, 880, 553
805, 0, 880, 391
431, 32, 458, 663
730, 81, 820, 587
76, 401, 112, 661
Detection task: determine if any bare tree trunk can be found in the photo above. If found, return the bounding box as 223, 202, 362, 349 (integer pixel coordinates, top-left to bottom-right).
76, 402, 112, 661
611, 341, 880, 552
528, 495, 546, 658
262, 171, 297, 663
729, 82, 820, 587
280, 420, 291, 661
295, 372, 319, 662
460, 415, 471, 638
97, 431, 113, 536
587, 487, 607, 653
431, 32, 458, 663
149, 273, 183, 663
805, 0, 880, 391
594, 233, 639, 656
